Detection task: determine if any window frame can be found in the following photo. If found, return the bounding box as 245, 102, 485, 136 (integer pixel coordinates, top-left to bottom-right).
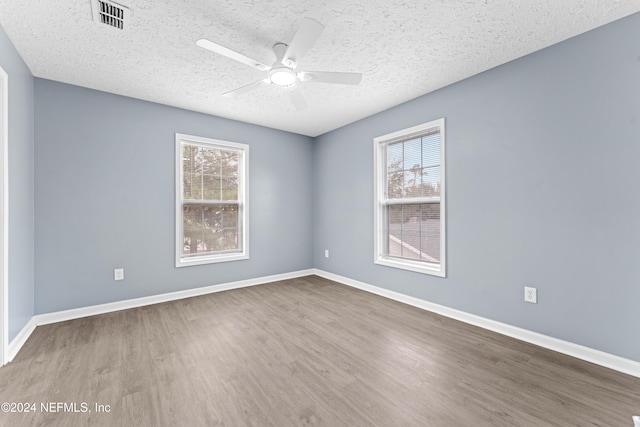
175, 133, 249, 267
373, 118, 446, 277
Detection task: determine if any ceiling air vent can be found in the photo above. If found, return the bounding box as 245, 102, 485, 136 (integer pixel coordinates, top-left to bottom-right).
91, 0, 129, 30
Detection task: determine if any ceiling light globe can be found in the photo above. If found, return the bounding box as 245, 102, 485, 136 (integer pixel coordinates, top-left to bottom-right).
269, 68, 297, 86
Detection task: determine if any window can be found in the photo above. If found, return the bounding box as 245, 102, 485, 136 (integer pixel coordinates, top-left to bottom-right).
175, 134, 248, 267
374, 118, 446, 277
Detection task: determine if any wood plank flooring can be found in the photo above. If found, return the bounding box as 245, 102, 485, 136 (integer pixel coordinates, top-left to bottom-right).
0, 275, 638, 426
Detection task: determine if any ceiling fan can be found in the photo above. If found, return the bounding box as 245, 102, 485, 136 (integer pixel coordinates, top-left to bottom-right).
196, 17, 363, 110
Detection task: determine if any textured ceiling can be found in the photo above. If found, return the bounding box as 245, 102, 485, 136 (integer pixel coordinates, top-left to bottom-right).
1, 1, 639, 136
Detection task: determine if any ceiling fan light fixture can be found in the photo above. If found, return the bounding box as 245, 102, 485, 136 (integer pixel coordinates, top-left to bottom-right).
269, 68, 297, 86
197, 17, 362, 108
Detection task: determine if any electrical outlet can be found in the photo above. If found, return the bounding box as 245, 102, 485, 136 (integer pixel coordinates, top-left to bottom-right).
324, 249, 329, 258
524, 286, 537, 304
114, 268, 124, 281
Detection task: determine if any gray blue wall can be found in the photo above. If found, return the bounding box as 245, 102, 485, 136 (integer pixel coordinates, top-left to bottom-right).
0, 25, 35, 342
34, 80, 313, 313
314, 12, 640, 362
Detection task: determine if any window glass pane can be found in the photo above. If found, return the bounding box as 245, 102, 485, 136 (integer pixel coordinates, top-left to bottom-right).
221, 151, 238, 177
183, 145, 195, 173
182, 146, 194, 199
183, 236, 195, 255
222, 205, 238, 228
184, 205, 203, 230
183, 231, 203, 255
183, 174, 192, 199
193, 148, 205, 183
204, 229, 223, 252
404, 170, 422, 198
202, 175, 221, 200
386, 143, 403, 173
386, 203, 440, 263
387, 171, 403, 198
190, 173, 202, 199
422, 166, 440, 197
203, 206, 222, 228
184, 203, 240, 256
221, 176, 238, 200
387, 205, 403, 258
403, 137, 421, 171
420, 203, 440, 262
385, 131, 442, 200
223, 229, 239, 251
202, 148, 220, 175
399, 204, 421, 260
422, 134, 440, 167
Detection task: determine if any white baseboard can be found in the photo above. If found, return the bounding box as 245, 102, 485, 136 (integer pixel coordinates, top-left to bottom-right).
6, 269, 314, 361
34, 269, 315, 326
7, 317, 36, 363
313, 269, 640, 379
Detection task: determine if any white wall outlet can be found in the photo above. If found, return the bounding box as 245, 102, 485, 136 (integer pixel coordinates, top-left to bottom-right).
114, 268, 124, 281
524, 286, 537, 303
324, 249, 329, 258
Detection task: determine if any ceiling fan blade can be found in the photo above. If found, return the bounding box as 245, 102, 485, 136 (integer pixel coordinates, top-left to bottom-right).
196, 39, 271, 72
282, 18, 324, 68
301, 71, 363, 85
223, 80, 269, 98
287, 87, 308, 110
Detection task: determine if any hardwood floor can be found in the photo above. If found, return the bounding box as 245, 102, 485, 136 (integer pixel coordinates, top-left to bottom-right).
0, 275, 638, 426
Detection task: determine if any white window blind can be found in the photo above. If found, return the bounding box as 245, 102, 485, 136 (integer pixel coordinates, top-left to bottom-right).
374, 119, 446, 277
176, 134, 248, 267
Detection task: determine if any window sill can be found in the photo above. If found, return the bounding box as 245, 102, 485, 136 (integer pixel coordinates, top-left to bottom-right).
176, 252, 249, 268
375, 256, 445, 277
